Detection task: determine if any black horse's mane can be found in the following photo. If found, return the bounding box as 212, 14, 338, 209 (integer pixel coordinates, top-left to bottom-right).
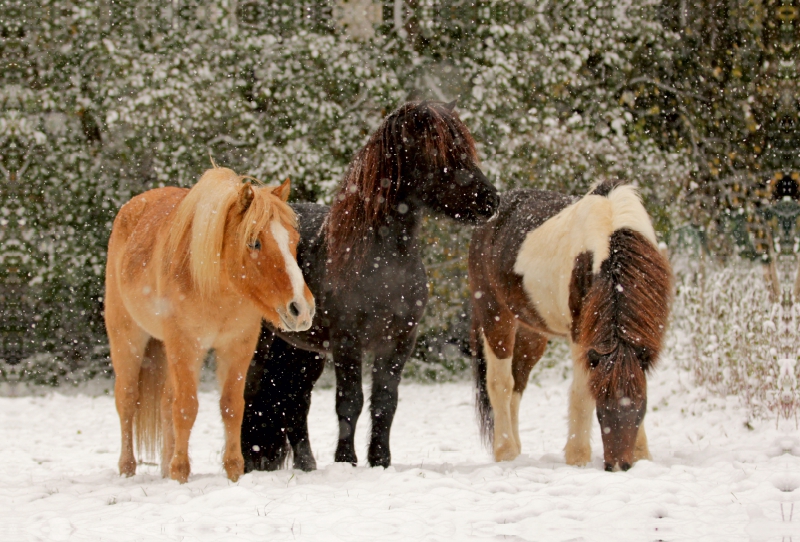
326, 101, 478, 281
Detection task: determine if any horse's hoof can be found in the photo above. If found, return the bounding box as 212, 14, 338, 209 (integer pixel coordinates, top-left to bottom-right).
334, 446, 358, 466
293, 445, 317, 472
564, 444, 591, 466
367, 443, 391, 468
119, 459, 136, 477
367, 452, 391, 468
224, 457, 245, 482
493, 443, 520, 462
293, 455, 317, 472
169, 458, 190, 483
291, 439, 317, 472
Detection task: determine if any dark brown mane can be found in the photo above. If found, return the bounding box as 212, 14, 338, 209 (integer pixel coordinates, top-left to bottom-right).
326, 101, 478, 280
578, 229, 673, 401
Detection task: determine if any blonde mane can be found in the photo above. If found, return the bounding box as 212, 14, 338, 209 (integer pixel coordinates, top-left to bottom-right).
165, 167, 297, 296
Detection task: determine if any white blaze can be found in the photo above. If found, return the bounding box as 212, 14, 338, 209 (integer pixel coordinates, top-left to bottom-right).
270, 220, 305, 302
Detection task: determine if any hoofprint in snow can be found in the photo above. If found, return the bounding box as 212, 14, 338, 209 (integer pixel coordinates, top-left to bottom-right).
1, 355, 796, 542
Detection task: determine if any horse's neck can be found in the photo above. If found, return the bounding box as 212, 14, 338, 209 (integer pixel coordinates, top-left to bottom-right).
369, 207, 422, 258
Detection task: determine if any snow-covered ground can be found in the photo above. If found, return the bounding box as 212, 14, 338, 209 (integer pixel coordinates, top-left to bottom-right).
1, 356, 797, 541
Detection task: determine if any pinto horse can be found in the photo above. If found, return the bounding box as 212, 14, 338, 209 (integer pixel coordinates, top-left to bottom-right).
242, 101, 500, 471
105, 167, 314, 483
469, 182, 672, 471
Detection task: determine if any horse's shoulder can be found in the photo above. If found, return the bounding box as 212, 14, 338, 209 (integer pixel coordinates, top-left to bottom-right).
114, 187, 187, 239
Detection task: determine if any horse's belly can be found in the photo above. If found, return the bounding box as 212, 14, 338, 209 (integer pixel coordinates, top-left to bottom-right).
120, 287, 169, 341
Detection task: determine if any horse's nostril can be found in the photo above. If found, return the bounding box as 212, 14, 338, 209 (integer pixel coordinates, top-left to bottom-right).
288, 301, 301, 318
620, 462, 631, 472
605, 463, 614, 472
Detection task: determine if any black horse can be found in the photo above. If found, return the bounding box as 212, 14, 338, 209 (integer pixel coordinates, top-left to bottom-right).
241, 101, 499, 471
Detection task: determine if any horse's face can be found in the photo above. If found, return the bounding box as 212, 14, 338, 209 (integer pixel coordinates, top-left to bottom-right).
225, 181, 314, 332
409, 162, 499, 224
595, 389, 646, 472
392, 102, 498, 223
589, 348, 648, 472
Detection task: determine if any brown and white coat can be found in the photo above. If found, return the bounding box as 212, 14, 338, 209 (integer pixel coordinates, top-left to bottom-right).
469, 182, 672, 471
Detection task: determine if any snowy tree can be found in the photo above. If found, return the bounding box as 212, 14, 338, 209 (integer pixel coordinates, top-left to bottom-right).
3, 0, 791, 384
408, 0, 694, 369
650, 0, 799, 258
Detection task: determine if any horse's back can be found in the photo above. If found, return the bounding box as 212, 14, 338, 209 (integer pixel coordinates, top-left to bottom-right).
470, 189, 574, 284
107, 186, 189, 296
469, 186, 657, 336
110, 187, 189, 247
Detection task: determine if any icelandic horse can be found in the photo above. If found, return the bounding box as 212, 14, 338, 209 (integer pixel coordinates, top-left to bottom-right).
241, 100, 500, 471
469, 181, 672, 471
104, 167, 314, 483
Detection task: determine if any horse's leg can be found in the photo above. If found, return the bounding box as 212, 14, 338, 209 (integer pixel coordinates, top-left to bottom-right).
367, 330, 417, 468
565, 343, 594, 466
482, 316, 520, 462
281, 344, 326, 472
163, 336, 204, 483
241, 327, 288, 472
160, 376, 175, 478
106, 297, 150, 477
509, 327, 548, 453
633, 420, 651, 462
332, 333, 364, 465
215, 327, 261, 482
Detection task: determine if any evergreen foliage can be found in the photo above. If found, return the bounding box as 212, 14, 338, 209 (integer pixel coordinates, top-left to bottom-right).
650, 0, 800, 258
0, 0, 794, 385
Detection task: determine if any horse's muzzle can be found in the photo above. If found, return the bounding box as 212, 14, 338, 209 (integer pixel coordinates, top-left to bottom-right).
475, 190, 500, 222
278, 298, 315, 332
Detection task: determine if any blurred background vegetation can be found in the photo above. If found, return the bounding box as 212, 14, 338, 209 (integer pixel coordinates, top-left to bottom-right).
1, 0, 798, 387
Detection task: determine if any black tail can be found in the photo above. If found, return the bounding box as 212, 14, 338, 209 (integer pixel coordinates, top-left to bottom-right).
471, 327, 494, 448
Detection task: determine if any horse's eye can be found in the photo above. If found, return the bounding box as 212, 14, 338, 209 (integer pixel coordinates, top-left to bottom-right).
587, 349, 603, 368
249, 239, 261, 251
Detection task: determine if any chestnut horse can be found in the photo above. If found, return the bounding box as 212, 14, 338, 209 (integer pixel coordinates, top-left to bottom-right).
469, 181, 672, 471
105, 167, 314, 483
241, 101, 499, 471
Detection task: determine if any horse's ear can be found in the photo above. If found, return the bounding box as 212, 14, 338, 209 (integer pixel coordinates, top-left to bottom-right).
237, 182, 255, 214
444, 99, 458, 111
272, 177, 291, 202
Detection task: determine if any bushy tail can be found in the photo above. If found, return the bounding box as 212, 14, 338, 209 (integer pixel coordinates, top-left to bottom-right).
471, 326, 494, 448
135, 339, 166, 462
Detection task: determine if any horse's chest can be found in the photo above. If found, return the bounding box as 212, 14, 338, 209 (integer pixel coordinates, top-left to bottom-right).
330, 263, 426, 336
